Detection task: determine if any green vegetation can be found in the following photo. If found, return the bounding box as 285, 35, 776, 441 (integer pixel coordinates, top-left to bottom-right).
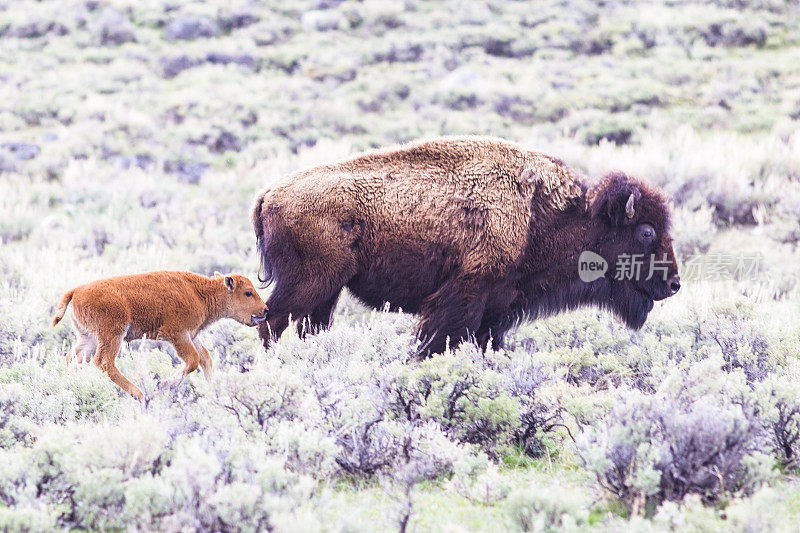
1, 0, 800, 530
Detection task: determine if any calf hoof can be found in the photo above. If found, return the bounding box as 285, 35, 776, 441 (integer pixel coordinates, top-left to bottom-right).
156, 373, 184, 392
127, 387, 146, 405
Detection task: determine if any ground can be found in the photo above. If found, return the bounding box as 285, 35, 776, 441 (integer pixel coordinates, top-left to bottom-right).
1, 0, 800, 531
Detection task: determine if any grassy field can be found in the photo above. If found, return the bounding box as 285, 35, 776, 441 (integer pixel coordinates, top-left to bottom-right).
2, 0, 800, 531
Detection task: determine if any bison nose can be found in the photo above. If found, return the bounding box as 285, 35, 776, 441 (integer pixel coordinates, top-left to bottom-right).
668, 275, 681, 295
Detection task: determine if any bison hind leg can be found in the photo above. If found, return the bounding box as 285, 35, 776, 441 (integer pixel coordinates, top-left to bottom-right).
259, 282, 346, 351
258, 313, 290, 351
259, 255, 353, 351
296, 290, 341, 338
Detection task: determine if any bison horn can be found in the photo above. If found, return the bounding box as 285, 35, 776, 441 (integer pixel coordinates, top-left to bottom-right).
625, 193, 635, 219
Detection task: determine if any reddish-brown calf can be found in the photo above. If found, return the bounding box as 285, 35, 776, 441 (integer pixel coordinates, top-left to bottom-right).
51, 271, 267, 400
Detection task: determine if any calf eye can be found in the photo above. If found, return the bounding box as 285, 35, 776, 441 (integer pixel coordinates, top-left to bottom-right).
636, 224, 656, 245
244, 291, 253, 297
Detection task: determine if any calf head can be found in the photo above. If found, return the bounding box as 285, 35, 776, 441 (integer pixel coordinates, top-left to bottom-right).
585, 172, 680, 329
214, 272, 268, 326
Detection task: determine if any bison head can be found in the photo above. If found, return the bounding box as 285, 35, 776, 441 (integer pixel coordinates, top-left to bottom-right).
585, 172, 680, 329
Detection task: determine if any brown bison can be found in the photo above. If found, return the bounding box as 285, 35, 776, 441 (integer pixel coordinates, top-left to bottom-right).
251, 136, 680, 354
52, 271, 268, 400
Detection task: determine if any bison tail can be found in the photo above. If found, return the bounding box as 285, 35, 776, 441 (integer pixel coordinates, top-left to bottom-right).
251, 190, 275, 287
51, 289, 75, 328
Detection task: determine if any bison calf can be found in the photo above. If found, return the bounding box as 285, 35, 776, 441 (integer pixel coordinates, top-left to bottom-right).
51, 271, 267, 400
252, 136, 680, 354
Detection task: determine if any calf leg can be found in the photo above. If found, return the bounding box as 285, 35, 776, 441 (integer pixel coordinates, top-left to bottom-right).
66, 346, 77, 365
80, 336, 98, 364
163, 333, 200, 388
416, 276, 487, 355
296, 290, 341, 338
94, 332, 144, 401
193, 338, 213, 382
67, 323, 97, 365
67, 333, 92, 365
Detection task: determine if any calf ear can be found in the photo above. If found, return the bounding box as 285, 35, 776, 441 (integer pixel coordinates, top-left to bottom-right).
590, 172, 641, 227
213, 271, 223, 279
224, 275, 235, 291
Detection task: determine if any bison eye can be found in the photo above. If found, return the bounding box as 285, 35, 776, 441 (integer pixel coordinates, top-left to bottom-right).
636, 223, 656, 245
244, 291, 253, 297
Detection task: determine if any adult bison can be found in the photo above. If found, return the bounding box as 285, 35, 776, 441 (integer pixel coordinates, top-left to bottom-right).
251, 136, 680, 353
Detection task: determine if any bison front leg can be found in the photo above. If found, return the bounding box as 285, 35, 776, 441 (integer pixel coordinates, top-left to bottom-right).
476, 313, 516, 351
416, 276, 487, 355
476, 289, 525, 351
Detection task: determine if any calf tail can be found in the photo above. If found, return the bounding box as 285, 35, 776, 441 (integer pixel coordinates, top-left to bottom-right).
51, 289, 75, 328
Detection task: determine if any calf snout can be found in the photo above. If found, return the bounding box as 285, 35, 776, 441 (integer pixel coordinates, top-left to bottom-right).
251, 307, 268, 324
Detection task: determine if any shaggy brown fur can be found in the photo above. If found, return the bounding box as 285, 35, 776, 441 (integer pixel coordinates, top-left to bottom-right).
252, 136, 680, 354
51, 271, 267, 400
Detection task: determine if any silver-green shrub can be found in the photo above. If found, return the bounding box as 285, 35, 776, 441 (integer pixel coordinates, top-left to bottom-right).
389, 345, 521, 459
756, 374, 800, 470
577, 359, 772, 512
506, 484, 589, 532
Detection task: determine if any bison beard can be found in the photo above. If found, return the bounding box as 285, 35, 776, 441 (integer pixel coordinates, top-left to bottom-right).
513, 273, 654, 339
251, 136, 679, 354
608, 282, 655, 330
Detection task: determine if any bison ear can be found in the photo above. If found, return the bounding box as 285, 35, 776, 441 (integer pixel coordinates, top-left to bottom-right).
224, 275, 235, 291
590, 173, 641, 227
